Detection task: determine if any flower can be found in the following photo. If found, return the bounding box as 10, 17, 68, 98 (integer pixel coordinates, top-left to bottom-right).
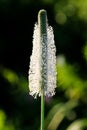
28, 10, 56, 98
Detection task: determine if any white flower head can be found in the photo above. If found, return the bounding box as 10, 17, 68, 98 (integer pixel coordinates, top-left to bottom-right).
28, 10, 56, 98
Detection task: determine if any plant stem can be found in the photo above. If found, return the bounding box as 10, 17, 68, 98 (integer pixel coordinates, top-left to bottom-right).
41, 91, 45, 130
38, 9, 47, 130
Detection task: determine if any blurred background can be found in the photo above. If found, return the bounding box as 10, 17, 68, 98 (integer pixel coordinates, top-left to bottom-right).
0, 0, 87, 130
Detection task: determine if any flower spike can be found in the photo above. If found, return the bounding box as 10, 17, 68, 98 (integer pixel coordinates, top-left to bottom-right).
29, 9, 56, 98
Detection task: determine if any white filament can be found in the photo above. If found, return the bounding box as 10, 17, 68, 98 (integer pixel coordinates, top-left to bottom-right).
29, 24, 56, 98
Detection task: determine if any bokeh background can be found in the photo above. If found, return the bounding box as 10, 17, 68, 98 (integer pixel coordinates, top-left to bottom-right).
0, 0, 87, 130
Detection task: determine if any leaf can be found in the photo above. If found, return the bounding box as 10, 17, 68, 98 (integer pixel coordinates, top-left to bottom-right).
45, 100, 78, 130
66, 119, 87, 130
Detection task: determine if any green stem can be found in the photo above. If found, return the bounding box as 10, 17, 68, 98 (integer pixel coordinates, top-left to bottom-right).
41, 91, 45, 130
38, 9, 47, 130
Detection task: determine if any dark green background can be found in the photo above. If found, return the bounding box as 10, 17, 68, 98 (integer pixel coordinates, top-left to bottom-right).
0, 0, 87, 130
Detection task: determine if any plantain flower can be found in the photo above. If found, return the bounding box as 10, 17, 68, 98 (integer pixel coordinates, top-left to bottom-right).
28, 10, 56, 98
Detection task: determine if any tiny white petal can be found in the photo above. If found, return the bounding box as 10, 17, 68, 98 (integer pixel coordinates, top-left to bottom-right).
28, 23, 56, 98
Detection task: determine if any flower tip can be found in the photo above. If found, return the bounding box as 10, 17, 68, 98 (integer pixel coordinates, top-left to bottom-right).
38, 9, 47, 16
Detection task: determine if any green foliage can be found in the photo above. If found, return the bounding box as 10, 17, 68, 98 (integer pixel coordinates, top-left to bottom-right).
66, 119, 87, 130
57, 55, 87, 100
45, 101, 78, 130
0, 110, 15, 130
82, 43, 87, 62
